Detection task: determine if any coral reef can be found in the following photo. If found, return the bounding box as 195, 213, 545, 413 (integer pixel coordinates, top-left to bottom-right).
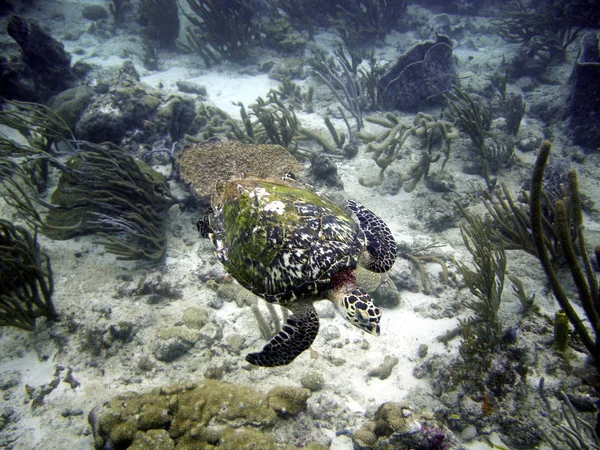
3, 15, 74, 102
139, 0, 179, 48
88, 379, 311, 449
379, 34, 457, 112
139, 0, 180, 48
75, 61, 195, 145
568, 32, 600, 150
353, 403, 461, 449
177, 140, 302, 197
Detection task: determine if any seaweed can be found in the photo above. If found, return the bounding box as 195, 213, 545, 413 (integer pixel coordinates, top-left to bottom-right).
138, 0, 180, 48
491, 0, 590, 60
0, 101, 176, 262
44, 142, 177, 262
0, 219, 55, 331
333, 0, 408, 44
107, 0, 131, 26
181, 0, 259, 65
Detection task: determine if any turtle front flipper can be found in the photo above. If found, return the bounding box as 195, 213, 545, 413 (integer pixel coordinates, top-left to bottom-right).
347, 200, 397, 273
246, 301, 319, 367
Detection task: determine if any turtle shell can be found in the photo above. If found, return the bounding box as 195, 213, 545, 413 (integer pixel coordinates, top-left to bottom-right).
209, 178, 365, 303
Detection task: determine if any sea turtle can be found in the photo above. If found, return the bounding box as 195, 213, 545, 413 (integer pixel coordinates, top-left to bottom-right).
198, 177, 397, 367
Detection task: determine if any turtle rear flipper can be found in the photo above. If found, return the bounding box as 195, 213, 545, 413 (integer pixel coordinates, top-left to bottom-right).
246, 302, 319, 367
347, 200, 397, 273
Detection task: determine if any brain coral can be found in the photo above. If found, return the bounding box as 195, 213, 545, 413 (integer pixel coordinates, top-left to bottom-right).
178, 140, 303, 196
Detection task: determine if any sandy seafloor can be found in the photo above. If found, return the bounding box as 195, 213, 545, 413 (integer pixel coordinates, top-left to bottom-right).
1, 1, 600, 449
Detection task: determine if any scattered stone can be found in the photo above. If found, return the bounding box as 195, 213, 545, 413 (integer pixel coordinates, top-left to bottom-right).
197, 322, 223, 346
207, 296, 224, 309
417, 344, 428, 358
461, 424, 477, 441
63, 368, 81, 389
0, 370, 21, 390
153, 337, 193, 362
176, 80, 207, 96
153, 327, 199, 362
138, 355, 155, 372
308, 153, 343, 189
182, 307, 208, 330
300, 372, 325, 392
61, 408, 84, 417
225, 334, 244, 355
368, 355, 399, 380
109, 321, 134, 342
321, 325, 340, 341
353, 403, 461, 449
81, 4, 109, 21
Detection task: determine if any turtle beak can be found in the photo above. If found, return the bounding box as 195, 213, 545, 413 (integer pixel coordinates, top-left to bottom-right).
357, 310, 380, 335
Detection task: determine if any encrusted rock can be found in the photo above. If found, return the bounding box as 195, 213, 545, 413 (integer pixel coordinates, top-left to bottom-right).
89, 380, 307, 449
153, 326, 200, 362
266, 386, 311, 417
178, 141, 302, 197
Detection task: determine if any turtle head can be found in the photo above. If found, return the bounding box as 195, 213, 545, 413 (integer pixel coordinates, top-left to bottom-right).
339, 287, 381, 335
328, 271, 381, 335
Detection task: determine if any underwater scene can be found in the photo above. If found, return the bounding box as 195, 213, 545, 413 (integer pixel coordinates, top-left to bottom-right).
1, 0, 600, 448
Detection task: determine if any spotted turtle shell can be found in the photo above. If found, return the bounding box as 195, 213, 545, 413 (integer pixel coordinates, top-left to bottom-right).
210, 178, 365, 303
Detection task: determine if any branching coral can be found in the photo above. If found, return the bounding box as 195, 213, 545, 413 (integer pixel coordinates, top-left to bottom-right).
310, 46, 364, 131
405, 246, 449, 296
358, 114, 410, 187
457, 214, 506, 363
238, 93, 301, 148
530, 141, 600, 363
445, 86, 515, 190
542, 390, 600, 449
358, 112, 457, 191
0, 219, 55, 331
